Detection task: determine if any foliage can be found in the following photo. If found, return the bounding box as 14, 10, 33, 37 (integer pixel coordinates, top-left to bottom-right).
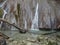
0, 8, 4, 18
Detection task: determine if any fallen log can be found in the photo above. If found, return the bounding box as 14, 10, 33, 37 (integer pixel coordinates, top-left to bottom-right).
0, 18, 27, 33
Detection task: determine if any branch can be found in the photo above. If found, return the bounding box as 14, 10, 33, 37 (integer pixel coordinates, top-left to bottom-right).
0, 32, 9, 39
0, 18, 27, 33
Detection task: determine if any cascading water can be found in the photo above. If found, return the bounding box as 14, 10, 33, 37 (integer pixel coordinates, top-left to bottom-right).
0, 10, 7, 28
2, 10, 7, 19
31, 3, 39, 30
24, 18, 27, 29
0, 0, 7, 7
0, 0, 7, 28
0, 0, 7, 19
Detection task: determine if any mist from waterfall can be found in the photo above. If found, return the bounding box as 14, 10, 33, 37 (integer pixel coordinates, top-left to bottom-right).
31, 3, 39, 30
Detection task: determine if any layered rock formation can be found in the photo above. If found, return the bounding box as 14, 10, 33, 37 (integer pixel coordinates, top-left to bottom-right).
0, 0, 60, 30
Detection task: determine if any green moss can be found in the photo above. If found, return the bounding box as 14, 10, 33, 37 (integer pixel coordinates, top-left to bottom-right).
0, 8, 4, 18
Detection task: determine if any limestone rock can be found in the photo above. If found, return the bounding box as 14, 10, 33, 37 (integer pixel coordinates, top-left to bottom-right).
0, 36, 7, 45
8, 38, 14, 42
37, 35, 44, 42
26, 42, 32, 45
12, 41, 18, 45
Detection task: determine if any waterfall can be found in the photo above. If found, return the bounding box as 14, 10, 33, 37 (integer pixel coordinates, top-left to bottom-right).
0, 0, 7, 28
31, 3, 39, 30
0, 0, 7, 19
2, 10, 7, 19
0, 10, 7, 28
0, 0, 7, 7
24, 19, 27, 29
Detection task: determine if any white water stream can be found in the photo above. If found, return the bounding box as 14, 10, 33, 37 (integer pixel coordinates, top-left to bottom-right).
24, 18, 27, 29
31, 3, 39, 30
0, 0, 7, 7
0, 0, 7, 28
